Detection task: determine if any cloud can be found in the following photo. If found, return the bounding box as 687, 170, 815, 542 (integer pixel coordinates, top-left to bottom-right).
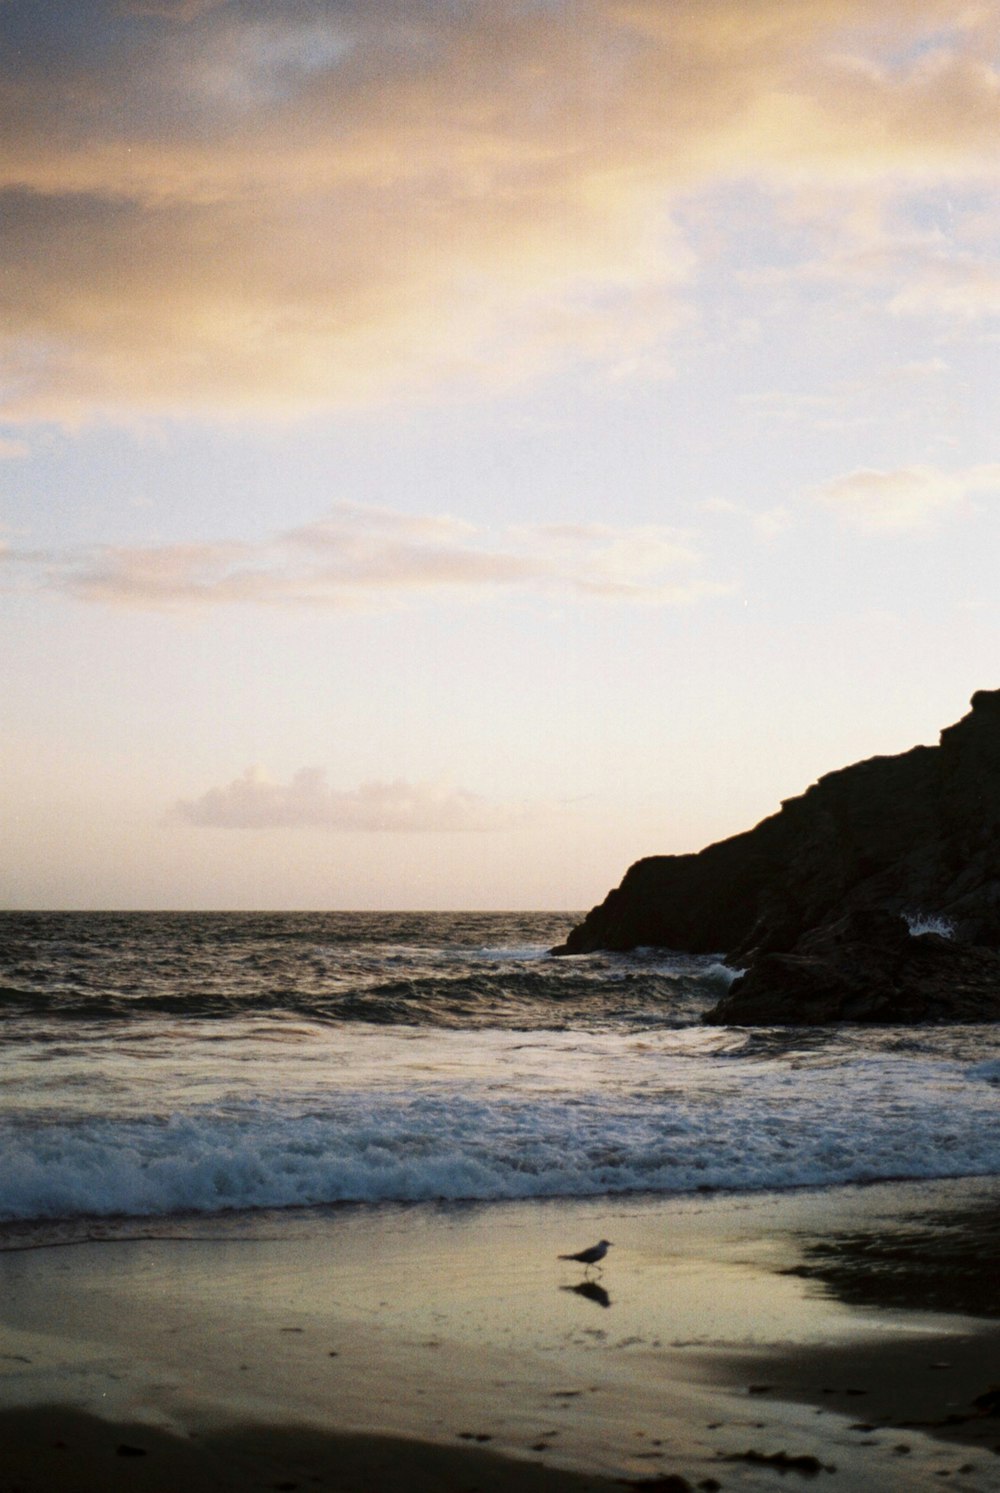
703, 497, 793, 538
174, 767, 537, 832
0, 436, 29, 458
893, 356, 950, 378
812, 462, 1000, 531
23, 503, 730, 611
1, 0, 999, 423
889, 256, 1000, 318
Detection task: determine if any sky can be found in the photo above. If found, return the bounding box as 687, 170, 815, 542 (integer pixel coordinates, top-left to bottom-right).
1, 0, 999, 911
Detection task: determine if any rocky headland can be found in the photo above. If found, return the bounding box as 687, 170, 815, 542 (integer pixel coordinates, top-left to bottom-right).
554, 689, 1000, 1023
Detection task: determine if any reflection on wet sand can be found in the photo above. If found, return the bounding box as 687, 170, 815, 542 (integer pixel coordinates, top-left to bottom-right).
561, 1280, 611, 1309
784, 1193, 1000, 1318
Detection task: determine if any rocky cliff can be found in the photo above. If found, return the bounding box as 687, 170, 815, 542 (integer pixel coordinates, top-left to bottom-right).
554, 689, 1000, 1023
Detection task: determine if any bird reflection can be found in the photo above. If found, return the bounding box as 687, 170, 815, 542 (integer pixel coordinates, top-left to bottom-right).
561, 1279, 611, 1308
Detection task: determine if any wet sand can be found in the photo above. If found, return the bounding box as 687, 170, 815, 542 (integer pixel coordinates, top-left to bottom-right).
2, 1178, 999, 1491
0, 1406, 622, 1493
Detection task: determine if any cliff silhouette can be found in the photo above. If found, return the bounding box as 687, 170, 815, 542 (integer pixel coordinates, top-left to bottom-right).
555, 690, 1000, 1023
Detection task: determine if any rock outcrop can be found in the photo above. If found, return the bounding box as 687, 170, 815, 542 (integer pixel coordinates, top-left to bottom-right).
554, 689, 1000, 1023
707, 908, 1000, 1024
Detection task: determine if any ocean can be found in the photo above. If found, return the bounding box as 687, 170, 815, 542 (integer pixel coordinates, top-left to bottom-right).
2, 910, 999, 1244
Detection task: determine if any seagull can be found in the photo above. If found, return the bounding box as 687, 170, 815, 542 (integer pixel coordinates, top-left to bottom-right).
557, 1239, 612, 1271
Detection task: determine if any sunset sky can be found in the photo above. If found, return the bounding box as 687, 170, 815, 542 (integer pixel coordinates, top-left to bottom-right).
2, 0, 999, 910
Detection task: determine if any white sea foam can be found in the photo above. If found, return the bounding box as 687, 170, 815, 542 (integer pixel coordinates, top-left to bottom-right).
703, 961, 739, 987
905, 911, 956, 938
2, 1029, 998, 1223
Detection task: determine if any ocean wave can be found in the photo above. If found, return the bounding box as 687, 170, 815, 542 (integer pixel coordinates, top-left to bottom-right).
0, 910, 734, 1032
967, 1058, 1000, 1083
3, 1065, 998, 1224
4, 912, 999, 1229
0, 963, 728, 1030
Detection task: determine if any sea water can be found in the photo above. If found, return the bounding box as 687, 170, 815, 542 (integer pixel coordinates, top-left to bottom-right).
1, 911, 998, 1240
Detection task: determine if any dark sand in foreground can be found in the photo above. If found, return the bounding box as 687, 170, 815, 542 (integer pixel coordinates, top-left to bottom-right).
2, 1179, 999, 1491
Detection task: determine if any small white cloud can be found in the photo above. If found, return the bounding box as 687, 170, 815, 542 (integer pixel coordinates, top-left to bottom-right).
703, 497, 793, 538
895, 356, 950, 378
890, 259, 1000, 319
174, 767, 539, 833
812, 462, 1000, 532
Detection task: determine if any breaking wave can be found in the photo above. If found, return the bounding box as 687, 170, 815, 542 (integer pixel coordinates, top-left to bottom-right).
3, 1031, 999, 1224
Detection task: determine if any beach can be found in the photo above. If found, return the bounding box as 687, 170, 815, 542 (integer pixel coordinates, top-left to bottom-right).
3, 1178, 1000, 1492
3, 912, 999, 1489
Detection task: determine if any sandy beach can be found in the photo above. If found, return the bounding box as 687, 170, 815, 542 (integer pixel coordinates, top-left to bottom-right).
2, 1177, 999, 1491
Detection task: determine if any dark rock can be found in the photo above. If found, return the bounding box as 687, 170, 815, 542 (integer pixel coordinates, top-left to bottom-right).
622, 1476, 692, 1492
554, 690, 1000, 1024
708, 909, 1000, 1025
972, 1388, 1000, 1417
722, 1449, 832, 1474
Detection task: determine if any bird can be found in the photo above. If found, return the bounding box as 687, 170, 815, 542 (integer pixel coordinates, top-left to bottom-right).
557, 1239, 612, 1271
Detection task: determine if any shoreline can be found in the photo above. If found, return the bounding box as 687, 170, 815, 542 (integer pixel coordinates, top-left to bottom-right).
2, 1178, 999, 1490
4, 1164, 1000, 1251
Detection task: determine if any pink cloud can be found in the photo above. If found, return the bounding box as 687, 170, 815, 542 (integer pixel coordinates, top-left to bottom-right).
27, 504, 729, 611
175, 767, 537, 832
